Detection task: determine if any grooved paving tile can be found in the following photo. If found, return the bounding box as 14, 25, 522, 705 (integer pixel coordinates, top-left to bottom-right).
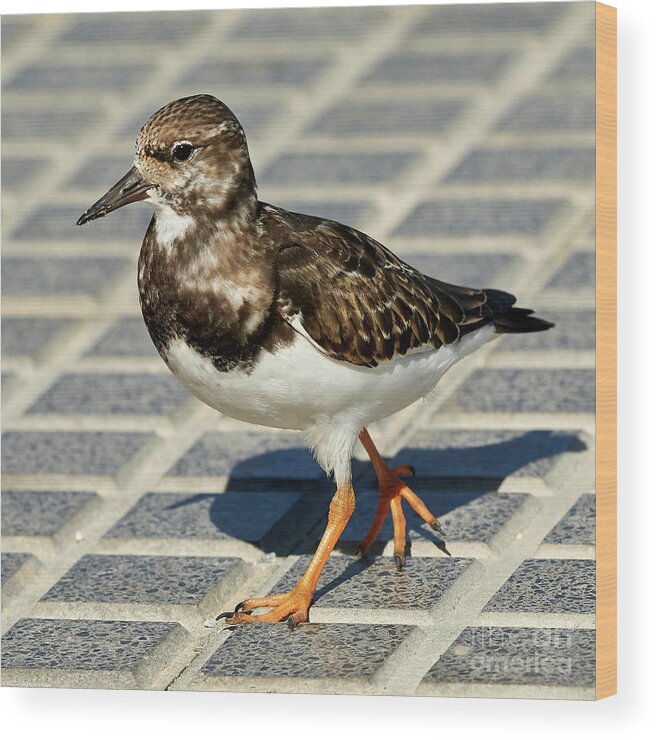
365, 49, 513, 84
169, 432, 322, 480
1, 16, 38, 53
2, 106, 100, 140
42, 555, 241, 605
1, 256, 132, 295
12, 205, 150, 242
231, 6, 389, 40
397, 253, 515, 288
273, 199, 373, 230
86, 317, 159, 357
343, 489, 529, 544
500, 309, 595, 351
1, 553, 31, 582
261, 151, 419, 186
446, 148, 595, 182
395, 198, 566, 237
2, 317, 75, 359
29, 373, 191, 416
547, 251, 595, 290
498, 93, 595, 131
313, 99, 465, 136
61, 11, 210, 45
415, 2, 569, 36
544, 494, 595, 545
272, 555, 471, 610
183, 55, 329, 88
7, 62, 154, 93
2, 156, 46, 189
1, 431, 150, 476
445, 368, 595, 414
391, 429, 584, 480
1, 618, 180, 672
106, 490, 301, 544
484, 559, 595, 613
1, 490, 96, 537
550, 46, 595, 81
423, 626, 595, 687
202, 622, 412, 679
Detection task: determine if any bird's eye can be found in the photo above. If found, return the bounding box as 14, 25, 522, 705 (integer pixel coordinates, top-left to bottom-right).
172, 142, 194, 162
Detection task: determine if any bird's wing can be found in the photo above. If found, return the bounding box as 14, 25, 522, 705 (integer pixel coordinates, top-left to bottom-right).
265, 204, 515, 368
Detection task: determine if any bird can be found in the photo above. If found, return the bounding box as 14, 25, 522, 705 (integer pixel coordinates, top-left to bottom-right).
77, 94, 554, 628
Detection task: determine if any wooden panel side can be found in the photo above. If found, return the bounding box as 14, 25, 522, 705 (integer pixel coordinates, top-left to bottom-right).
595, 1, 617, 701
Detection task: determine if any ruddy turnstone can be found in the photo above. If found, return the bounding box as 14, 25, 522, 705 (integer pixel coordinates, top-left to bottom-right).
78, 94, 553, 627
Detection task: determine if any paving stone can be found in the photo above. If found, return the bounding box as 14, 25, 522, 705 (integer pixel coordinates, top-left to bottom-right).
272, 555, 471, 610
29, 373, 191, 416
105, 490, 302, 544
12, 204, 150, 242
202, 622, 412, 679
499, 93, 595, 131
1, 618, 180, 672
61, 11, 210, 45
544, 494, 595, 545
547, 250, 595, 290
446, 368, 595, 414
231, 6, 389, 41
484, 559, 595, 613
1, 317, 75, 359
313, 99, 466, 136
2, 106, 100, 140
1, 431, 150, 476
390, 429, 584, 482
261, 151, 419, 186
365, 49, 513, 84
423, 626, 595, 687
1, 256, 131, 296
1, 552, 31, 582
500, 309, 595, 351
398, 253, 515, 288
1, 490, 95, 537
550, 46, 595, 81
395, 198, 566, 237
86, 317, 159, 358
7, 61, 154, 93
415, 3, 569, 36
2, 156, 46, 190
169, 432, 323, 480
446, 147, 595, 182
42, 555, 241, 605
1, 15, 38, 54
184, 54, 329, 89
273, 199, 373, 230
344, 489, 529, 544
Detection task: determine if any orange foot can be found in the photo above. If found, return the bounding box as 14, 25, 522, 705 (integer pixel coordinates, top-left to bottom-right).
218, 588, 312, 629
358, 429, 446, 569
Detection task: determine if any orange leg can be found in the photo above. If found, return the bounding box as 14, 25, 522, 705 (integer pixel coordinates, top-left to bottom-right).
358, 428, 445, 569
219, 482, 356, 628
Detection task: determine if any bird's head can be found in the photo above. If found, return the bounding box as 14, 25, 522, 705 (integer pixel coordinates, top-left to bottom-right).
77, 94, 256, 226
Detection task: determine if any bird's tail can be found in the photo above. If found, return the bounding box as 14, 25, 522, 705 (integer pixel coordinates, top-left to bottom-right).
493, 307, 554, 334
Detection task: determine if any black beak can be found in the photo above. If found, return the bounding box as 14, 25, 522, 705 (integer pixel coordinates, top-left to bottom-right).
76, 166, 152, 225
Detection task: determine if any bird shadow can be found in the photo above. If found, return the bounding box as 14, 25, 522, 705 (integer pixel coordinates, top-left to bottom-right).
163, 429, 586, 562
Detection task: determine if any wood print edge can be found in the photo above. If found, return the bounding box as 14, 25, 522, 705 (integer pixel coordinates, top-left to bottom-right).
595, 0, 617, 701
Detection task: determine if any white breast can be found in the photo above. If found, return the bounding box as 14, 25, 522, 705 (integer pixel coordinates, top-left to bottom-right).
164, 324, 497, 483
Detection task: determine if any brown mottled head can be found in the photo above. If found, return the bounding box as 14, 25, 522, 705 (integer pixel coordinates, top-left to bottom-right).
77, 94, 257, 226
134, 94, 256, 214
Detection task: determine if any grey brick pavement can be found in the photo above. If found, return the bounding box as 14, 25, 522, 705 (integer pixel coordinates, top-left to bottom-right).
2, 3, 596, 698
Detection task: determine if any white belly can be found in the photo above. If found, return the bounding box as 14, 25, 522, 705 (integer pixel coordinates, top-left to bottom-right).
164, 324, 496, 432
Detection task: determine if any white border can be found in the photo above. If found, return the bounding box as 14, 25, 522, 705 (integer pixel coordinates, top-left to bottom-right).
1, 0, 654, 737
